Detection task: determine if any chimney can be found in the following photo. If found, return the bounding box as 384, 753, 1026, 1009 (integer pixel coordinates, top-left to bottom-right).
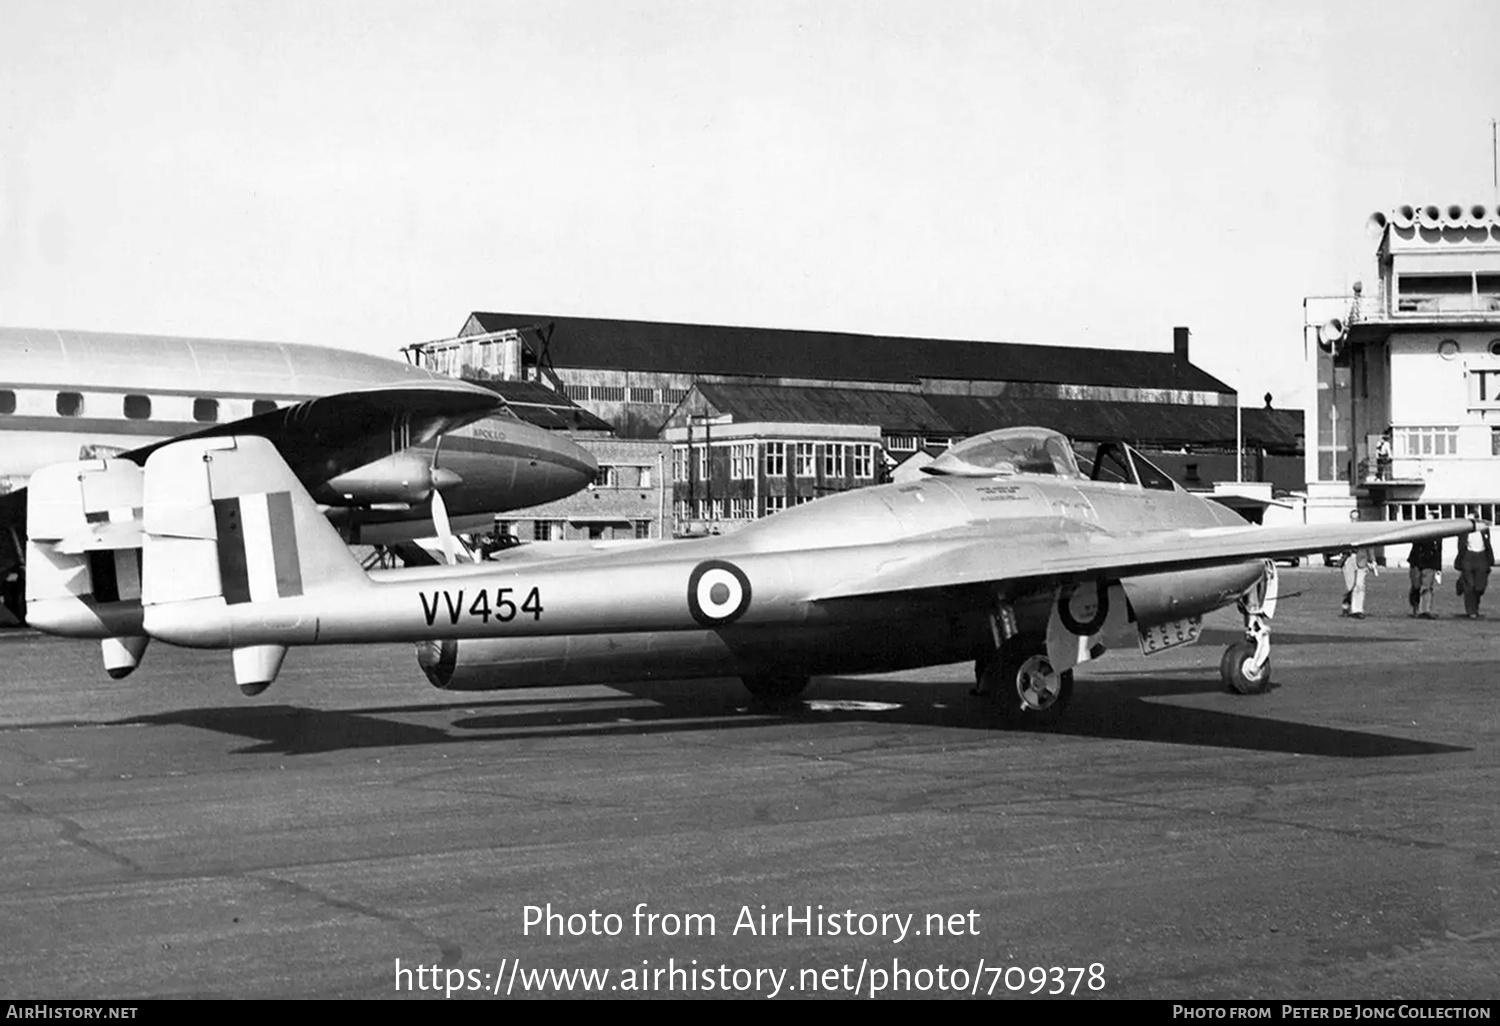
1173, 326, 1190, 363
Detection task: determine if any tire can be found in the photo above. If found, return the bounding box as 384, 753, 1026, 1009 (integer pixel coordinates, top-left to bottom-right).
983, 635, 1074, 726
1220, 640, 1272, 695
741, 674, 809, 705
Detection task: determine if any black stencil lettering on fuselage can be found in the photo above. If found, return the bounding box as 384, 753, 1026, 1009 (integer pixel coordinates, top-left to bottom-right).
687, 560, 752, 626
420, 586, 544, 627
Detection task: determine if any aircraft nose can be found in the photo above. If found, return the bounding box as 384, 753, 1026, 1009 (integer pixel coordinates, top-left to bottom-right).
506, 420, 598, 502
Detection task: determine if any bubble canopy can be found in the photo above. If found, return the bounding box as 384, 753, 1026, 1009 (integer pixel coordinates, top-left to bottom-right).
923, 427, 1084, 479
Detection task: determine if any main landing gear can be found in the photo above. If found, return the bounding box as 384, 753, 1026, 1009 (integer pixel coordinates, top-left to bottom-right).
1221, 562, 1276, 695
974, 633, 1074, 726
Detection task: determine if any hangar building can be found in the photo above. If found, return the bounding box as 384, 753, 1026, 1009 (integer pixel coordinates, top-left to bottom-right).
406, 314, 1303, 537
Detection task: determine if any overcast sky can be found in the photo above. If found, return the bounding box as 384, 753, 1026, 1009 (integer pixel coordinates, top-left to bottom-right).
3, 0, 1497, 409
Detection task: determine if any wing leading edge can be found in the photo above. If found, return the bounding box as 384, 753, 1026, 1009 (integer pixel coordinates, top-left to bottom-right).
807, 518, 1481, 602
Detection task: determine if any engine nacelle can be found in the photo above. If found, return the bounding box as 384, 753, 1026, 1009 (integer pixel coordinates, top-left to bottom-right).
417, 632, 745, 691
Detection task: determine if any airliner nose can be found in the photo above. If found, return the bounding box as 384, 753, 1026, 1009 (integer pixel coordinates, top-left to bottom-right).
537, 429, 599, 499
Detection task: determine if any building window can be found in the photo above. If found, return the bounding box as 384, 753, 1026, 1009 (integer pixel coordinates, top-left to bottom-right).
709, 498, 722, 520
252, 399, 278, 416
764, 441, 786, 477
822, 443, 845, 477
1394, 426, 1459, 458
533, 520, 559, 541
852, 444, 874, 478
638, 467, 652, 489
591, 385, 626, 402
924, 436, 951, 450
674, 500, 687, 521
628, 387, 657, 403
0, 390, 14, 415
730, 443, 753, 480
661, 388, 688, 405
695, 499, 707, 520
56, 392, 84, 417
634, 520, 651, 539
885, 435, 917, 452
594, 466, 616, 488
764, 495, 786, 515
794, 442, 815, 477
1472, 370, 1500, 406
193, 398, 219, 422
673, 447, 686, 483
697, 446, 709, 480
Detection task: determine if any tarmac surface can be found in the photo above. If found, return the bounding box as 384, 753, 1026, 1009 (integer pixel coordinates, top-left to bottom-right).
0, 568, 1497, 1000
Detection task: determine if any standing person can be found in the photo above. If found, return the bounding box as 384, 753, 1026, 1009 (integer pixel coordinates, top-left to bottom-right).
1374, 431, 1393, 481
1407, 537, 1442, 619
1342, 546, 1375, 619
1456, 518, 1495, 619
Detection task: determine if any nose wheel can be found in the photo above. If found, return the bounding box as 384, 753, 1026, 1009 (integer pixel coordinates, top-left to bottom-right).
976, 634, 1074, 726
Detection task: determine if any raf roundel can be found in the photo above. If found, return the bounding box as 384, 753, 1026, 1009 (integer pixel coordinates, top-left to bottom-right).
687, 560, 752, 626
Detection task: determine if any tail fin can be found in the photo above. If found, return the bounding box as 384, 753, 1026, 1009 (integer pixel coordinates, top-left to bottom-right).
142, 434, 367, 611
25, 457, 152, 678
141, 435, 369, 693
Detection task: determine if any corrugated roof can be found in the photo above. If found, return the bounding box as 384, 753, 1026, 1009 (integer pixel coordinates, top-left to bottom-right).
696, 383, 943, 432
467, 378, 612, 431
695, 383, 1302, 451
466, 312, 1233, 394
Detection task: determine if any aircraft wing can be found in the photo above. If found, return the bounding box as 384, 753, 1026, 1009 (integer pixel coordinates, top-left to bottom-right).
119, 381, 504, 489
808, 517, 1479, 601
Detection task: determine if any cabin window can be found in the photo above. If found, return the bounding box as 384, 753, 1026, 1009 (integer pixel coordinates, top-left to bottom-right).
123, 394, 151, 420
193, 398, 219, 422
252, 399, 278, 416
56, 392, 84, 417
0, 390, 14, 415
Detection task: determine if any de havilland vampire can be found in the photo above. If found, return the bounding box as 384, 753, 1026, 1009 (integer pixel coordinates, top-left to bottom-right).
26, 426, 1479, 720
1, 326, 599, 625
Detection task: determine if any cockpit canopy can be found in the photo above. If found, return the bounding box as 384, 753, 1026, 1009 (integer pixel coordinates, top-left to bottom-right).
923, 427, 1084, 479
922, 427, 1182, 491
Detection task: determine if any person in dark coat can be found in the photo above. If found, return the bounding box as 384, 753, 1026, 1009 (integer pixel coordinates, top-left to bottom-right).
1455, 520, 1495, 619
1407, 537, 1443, 619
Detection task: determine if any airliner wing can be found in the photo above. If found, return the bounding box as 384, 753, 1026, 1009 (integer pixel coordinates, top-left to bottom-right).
808, 517, 1478, 601
122, 381, 503, 490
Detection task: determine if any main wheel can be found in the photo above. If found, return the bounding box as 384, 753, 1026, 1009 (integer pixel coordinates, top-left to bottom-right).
741, 674, 809, 705
1220, 640, 1272, 695
983, 635, 1074, 726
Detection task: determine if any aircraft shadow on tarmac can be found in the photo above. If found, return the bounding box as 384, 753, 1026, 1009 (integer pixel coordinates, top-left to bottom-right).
121, 663, 1470, 760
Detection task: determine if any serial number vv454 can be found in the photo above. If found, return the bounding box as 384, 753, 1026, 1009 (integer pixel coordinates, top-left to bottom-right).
1137, 616, 1202, 656
420, 587, 544, 627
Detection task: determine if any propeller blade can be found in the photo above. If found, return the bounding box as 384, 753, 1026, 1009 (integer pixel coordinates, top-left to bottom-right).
431, 486, 457, 566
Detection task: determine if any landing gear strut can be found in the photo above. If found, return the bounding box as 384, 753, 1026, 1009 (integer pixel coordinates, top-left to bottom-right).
976, 633, 1073, 725
1221, 562, 1275, 695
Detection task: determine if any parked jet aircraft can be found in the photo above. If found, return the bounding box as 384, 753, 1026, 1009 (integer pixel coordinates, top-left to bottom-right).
26, 426, 1477, 719
0, 326, 598, 621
